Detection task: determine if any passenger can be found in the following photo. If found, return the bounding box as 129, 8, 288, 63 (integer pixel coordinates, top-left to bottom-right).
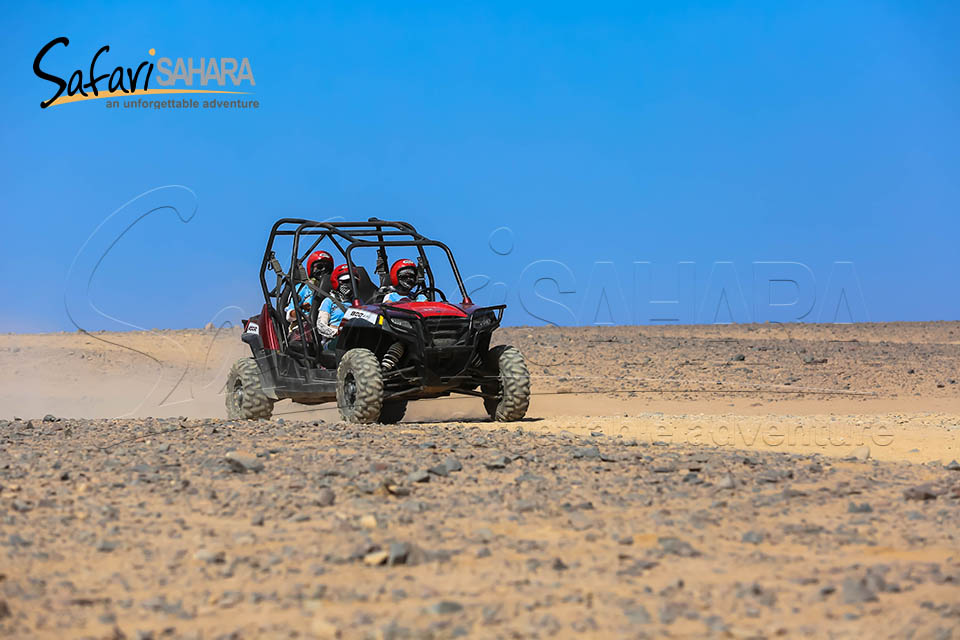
383, 259, 427, 303
316, 264, 355, 345
285, 250, 333, 327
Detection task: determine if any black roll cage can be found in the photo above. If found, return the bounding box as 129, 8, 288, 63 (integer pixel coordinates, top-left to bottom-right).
258, 218, 473, 349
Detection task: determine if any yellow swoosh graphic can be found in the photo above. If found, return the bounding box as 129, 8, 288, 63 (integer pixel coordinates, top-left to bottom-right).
49, 88, 253, 107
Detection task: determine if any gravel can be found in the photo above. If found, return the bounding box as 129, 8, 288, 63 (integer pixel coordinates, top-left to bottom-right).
1, 415, 958, 638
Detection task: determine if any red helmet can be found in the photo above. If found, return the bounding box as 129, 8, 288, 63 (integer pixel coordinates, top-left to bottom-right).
390, 259, 417, 286
306, 250, 333, 277
331, 263, 351, 289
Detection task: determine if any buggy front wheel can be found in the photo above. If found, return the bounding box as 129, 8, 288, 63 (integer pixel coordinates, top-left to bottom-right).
225, 357, 275, 420
337, 348, 384, 423
482, 346, 530, 422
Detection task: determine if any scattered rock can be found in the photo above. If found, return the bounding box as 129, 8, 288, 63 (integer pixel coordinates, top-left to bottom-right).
846, 446, 871, 461
474, 528, 494, 543
716, 473, 736, 490
386, 483, 410, 496
388, 542, 411, 566
572, 445, 601, 460
742, 530, 765, 544
481, 604, 502, 625
194, 549, 226, 564
783, 523, 824, 535
407, 469, 430, 483
842, 576, 878, 604
400, 500, 427, 514
514, 499, 537, 513
224, 451, 264, 473
704, 615, 728, 632
429, 601, 464, 615
11, 500, 32, 513
7, 534, 32, 548
757, 470, 787, 483
623, 604, 651, 624
659, 601, 686, 624
219, 590, 243, 608
314, 488, 336, 507
903, 484, 940, 501
484, 456, 511, 470
363, 550, 389, 566
658, 537, 700, 557
568, 513, 592, 531
427, 464, 449, 477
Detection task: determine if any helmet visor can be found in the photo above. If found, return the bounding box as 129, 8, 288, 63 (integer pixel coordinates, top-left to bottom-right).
397, 269, 417, 290
337, 273, 352, 296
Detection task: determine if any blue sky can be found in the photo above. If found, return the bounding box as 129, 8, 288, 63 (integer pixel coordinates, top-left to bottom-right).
1, 1, 957, 331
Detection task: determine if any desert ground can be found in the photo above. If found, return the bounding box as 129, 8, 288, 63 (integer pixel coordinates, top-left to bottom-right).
1, 322, 959, 638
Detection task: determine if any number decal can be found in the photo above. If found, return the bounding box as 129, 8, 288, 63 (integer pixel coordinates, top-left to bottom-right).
343, 308, 379, 324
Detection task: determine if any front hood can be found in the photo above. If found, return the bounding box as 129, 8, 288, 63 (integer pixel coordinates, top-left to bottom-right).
388, 301, 469, 318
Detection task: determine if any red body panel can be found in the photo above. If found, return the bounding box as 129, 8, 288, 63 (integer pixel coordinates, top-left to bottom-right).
259, 303, 280, 351
390, 301, 469, 318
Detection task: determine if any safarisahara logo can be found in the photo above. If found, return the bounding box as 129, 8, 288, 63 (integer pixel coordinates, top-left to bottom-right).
33, 37, 258, 109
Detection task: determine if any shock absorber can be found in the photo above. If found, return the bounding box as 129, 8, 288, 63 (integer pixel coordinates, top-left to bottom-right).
381, 341, 405, 371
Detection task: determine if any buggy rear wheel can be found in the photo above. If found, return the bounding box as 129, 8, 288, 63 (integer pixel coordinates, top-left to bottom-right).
482, 345, 530, 422
225, 357, 275, 420
378, 401, 408, 424
337, 348, 383, 423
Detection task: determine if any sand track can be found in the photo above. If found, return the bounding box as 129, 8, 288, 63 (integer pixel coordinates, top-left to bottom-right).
1, 322, 957, 462
1, 322, 959, 638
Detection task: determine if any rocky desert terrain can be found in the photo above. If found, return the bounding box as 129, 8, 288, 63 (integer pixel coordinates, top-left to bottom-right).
1, 322, 959, 638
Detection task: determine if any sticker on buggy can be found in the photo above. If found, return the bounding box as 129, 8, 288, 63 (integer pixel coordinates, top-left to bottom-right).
343, 308, 379, 324
245, 322, 259, 335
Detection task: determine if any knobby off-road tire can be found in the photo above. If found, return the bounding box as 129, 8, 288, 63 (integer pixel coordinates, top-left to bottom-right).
225, 357, 275, 420
378, 401, 408, 424
337, 348, 384, 423
482, 345, 531, 422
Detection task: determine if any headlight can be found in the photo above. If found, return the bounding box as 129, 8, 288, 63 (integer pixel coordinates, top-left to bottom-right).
473, 313, 497, 330
390, 317, 415, 332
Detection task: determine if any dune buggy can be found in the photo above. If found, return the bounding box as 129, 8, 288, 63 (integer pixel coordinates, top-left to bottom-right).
226, 218, 530, 423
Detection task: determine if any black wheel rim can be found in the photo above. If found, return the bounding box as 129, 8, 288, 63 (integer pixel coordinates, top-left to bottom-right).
344, 373, 357, 407
233, 378, 244, 407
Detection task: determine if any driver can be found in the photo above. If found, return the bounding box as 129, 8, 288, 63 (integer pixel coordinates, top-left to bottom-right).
286, 250, 334, 326
383, 259, 428, 303
316, 264, 355, 344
